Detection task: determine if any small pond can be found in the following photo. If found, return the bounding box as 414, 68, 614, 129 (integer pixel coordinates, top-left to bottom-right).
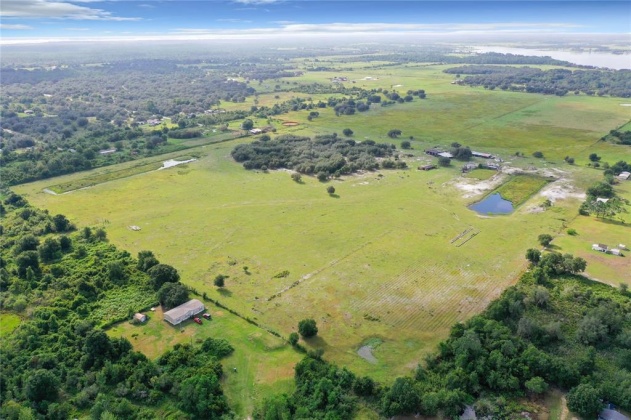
469, 193, 514, 215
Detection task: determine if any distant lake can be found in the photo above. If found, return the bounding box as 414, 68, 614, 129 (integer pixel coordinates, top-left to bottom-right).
475, 46, 631, 70
469, 193, 514, 215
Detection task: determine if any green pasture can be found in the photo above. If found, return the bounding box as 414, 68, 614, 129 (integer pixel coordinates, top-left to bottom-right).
16, 141, 574, 382
107, 305, 301, 417
0, 313, 21, 338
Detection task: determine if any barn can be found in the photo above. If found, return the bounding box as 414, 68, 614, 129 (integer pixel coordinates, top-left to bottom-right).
163, 299, 205, 326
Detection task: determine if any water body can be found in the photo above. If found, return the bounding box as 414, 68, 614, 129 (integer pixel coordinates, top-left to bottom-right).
469, 193, 514, 215
475, 46, 631, 70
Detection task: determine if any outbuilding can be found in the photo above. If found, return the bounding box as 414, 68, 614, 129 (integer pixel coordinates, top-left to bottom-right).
592, 243, 608, 252
163, 299, 205, 326
610, 248, 622, 256
134, 313, 147, 323
418, 164, 437, 171
618, 171, 630, 181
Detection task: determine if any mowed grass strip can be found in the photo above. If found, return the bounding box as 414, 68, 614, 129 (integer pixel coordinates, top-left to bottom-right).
494, 174, 550, 207
48, 161, 165, 193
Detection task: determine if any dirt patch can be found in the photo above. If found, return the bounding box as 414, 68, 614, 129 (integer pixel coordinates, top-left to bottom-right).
282, 121, 299, 127
357, 346, 378, 364
538, 178, 585, 203
452, 173, 506, 198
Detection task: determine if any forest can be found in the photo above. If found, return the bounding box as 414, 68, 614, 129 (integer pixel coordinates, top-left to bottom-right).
444, 65, 631, 97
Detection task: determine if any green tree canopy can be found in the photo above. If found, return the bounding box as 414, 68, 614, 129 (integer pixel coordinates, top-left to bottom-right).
298, 318, 318, 338
148, 264, 180, 291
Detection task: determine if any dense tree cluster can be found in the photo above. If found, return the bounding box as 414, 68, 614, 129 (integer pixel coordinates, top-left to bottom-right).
231, 134, 399, 179
255, 352, 373, 419
444, 65, 631, 97
0, 195, 233, 419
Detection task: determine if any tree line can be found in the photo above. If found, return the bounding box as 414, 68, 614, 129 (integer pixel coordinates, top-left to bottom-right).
444, 65, 631, 97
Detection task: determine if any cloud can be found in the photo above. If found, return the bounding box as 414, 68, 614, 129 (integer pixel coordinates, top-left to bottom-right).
0, 23, 33, 30
169, 21, 583, 36
0, 0, 142, 20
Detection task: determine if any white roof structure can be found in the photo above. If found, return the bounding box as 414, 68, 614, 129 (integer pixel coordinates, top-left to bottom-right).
163, 299, 205, 326
596, 197, 610, 204
618, 171, 630, 180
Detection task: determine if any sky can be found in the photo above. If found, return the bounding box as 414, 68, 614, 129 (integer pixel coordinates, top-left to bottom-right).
0, 1, 630, 44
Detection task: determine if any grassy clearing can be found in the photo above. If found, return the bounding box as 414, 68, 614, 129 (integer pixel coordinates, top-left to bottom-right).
494, 174, 551, 207
465, 168, 497, 180
0, 313, 21, 338
107, 304, 301, 417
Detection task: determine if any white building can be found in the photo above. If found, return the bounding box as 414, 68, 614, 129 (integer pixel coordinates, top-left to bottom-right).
592, 243, 608, 252
163, 299, 205, 325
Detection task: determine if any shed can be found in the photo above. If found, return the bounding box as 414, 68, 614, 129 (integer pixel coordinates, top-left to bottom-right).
592, 243, 608, 252
438, 152, 453, 158
618, 171, 630, 180
596, 197, 610, 204
249, 128, 262, 135
134, 313, 147, 323
610, 248, 622, 256
163, 299, 205, 326
418, 164, 437, 171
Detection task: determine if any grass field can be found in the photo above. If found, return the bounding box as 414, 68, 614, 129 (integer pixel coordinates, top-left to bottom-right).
0, 313, 21, 338
12, 60, 631, 414
15, 142, 578, 381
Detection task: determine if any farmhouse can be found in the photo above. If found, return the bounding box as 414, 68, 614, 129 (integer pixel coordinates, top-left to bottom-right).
592, 243, 608, 252
134, 313, 147, 323
425, 148, 453, 158
618, 171, 630, 181
418, 164, 437, 171
472, 151, 494, 159
163, 299, 205, 326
